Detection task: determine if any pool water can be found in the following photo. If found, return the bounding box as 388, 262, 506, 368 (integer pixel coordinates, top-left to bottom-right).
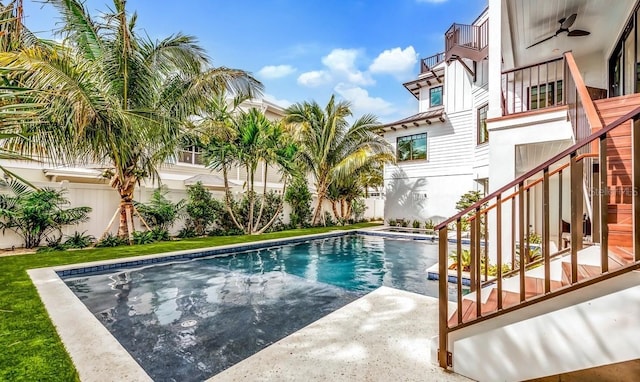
64, 234, 441, 381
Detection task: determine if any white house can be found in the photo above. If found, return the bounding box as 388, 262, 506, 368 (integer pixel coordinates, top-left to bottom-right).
381, 9, 490, 225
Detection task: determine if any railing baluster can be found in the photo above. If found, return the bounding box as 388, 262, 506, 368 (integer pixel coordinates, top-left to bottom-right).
438, 226, 448, 368
475, 207, 482, 318
543, 168, 551, 293
570, 152, 584, 283
519, 182, 526, 302
599, 135, 609, 272
511, 196, 516, 269
484, 211, 489, 283
470, 213, 476, 292
496, 195, 503, 310
456, 219, 463, 324
558, 169, 563, 249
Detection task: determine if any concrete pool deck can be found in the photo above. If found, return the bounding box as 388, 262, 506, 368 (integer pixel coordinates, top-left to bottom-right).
212, 286, 470, 382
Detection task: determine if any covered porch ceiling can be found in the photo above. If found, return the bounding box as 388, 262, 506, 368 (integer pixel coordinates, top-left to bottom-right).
502, 0, 636, 70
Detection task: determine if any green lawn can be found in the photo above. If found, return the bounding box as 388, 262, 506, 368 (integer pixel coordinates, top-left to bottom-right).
0, 222, 379, 381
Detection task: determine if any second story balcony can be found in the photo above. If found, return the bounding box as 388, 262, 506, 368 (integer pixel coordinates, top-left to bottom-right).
444, 19, 488, 63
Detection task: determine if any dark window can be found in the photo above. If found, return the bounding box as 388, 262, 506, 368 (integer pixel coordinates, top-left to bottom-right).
529, 80, 563, 110
178, 146, 203, 165
429, 86, 443, 107
397, 133, 427, 161
477, 103, 489, 144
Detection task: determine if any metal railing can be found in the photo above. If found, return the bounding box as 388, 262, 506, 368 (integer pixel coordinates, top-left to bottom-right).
421, 52, 445, 74
501, 56, 565, 115
444, 19, 488, 61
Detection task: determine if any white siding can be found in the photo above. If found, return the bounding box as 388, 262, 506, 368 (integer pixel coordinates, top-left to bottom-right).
445, 59, 473, 113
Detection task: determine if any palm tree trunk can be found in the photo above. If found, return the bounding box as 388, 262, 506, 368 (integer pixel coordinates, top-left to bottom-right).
254, 164, 268, 231
115, 174, 137, 243
255, 178, 287, 234
247, 165, 255, 233
331, 200, 339, 221
312, 181, 327, 225
222, 166, 244, 231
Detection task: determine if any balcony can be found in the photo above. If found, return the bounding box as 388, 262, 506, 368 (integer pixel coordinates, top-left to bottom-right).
420, 52, 445, 75
444, 19, 488, 63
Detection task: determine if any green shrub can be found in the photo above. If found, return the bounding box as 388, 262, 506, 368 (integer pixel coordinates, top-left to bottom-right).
387, 218, 397, 226
0, 181, 92, 248
134, 186, 185, 230
412, 220, 421, 229
150, 227, 170, 242
424, 219, 435, 229
351, 198, 367, 223
184, 182, 217, 236
132, 231, 155, 245
285, 178, 312, 228
64, 231, 96, 249
95, 233, 128, 247
176, 226, 197, 238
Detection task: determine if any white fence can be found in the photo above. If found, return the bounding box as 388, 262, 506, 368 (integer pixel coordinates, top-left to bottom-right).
0, 181, 384, 249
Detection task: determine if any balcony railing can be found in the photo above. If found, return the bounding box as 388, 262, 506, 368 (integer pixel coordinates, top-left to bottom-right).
501, 57, 566, 115
444, 19, 488, 62
421, 52, 445, 74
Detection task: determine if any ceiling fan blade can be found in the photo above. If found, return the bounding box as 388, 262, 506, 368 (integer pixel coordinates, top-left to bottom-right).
560, 13, 577, 29
568, 29, 590, 37
527, 34, 556, 49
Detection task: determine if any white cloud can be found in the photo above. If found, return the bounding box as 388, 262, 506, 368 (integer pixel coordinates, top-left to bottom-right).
297, 70, 332, 87
257, 65, 296, 79
263, 93, 293, 108
334, 83, 395, 116
369, 46, 418, 79
321, 48, 374, 86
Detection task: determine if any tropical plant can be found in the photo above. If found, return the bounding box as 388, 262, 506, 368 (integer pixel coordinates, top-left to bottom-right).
0, 180, 91, 248
455, 190, 484, 232
284, 95, 394, 225
204, 106, 297, 234
284, 177, 312, 228
351, 198, 367, 223
0, 0, 262, 242
412, 220, 421, 229
95, 233, 128, 247
134, 186, 185, 230
183, 182, 217, 236
63, 230, 95, 249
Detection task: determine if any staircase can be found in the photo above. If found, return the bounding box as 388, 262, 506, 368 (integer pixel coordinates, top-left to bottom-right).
434, 51, 640, 381
594, 94, 640, 250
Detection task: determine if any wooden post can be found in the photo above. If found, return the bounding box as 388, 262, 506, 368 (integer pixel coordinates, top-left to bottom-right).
438, 226, 450, 368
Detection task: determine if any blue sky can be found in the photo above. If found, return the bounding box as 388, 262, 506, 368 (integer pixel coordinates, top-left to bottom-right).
23, 0, 487, 123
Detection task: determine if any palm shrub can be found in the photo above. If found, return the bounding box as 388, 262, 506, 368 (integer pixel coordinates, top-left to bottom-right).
95, 233, 128, 247
134, 186, 185, 231
0, 180, 91, 248
284, 177, 312, 228
351, 198, 367, 223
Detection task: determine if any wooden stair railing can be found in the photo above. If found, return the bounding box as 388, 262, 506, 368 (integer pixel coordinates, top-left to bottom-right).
434, 105, 640, 369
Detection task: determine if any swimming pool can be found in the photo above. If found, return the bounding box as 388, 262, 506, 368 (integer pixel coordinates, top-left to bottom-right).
62, 233, 442, 381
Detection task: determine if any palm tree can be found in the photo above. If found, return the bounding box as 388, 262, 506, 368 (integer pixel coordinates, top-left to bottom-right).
284, 95, 394, 225
203, 104, 297, 234
0, 0, 262, 241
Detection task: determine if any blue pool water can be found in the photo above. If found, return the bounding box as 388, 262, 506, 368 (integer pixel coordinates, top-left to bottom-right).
63, 234, 442, 381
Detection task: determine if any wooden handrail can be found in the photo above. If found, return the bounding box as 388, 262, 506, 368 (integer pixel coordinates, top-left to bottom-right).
564, 52, 603, 131
501, 56, 564, 76
435, 105, 640, 231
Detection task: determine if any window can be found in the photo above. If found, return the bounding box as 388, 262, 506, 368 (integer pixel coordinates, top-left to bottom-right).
529, 80, 563, 110
477, 103, 489, 144
397, 133, 427, 161
178, 146, 204, 165
429, 86, 443, 107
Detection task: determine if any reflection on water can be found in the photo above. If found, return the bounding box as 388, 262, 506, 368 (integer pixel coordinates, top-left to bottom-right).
64, 235, 442, 381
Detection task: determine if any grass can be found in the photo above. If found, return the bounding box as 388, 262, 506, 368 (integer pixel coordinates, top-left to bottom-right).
0, 222, 379, 381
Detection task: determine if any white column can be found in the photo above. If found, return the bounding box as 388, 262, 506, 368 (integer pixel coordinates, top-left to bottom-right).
487, 0, 503, 119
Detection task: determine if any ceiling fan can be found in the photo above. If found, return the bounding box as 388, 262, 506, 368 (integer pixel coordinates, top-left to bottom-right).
526, 13, 591, 49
